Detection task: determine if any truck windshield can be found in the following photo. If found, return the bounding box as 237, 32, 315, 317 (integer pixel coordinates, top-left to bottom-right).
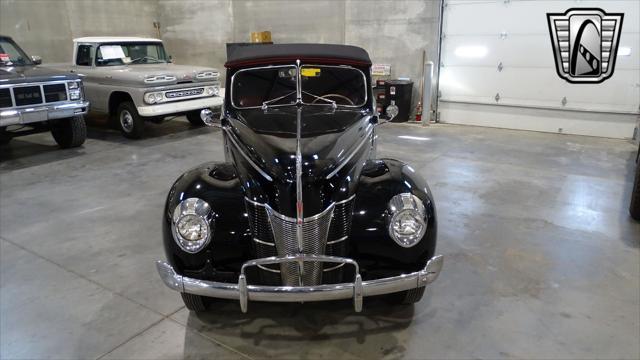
96, 42, 168, 66
231, 65, 367, 109
0, 37, 33, 66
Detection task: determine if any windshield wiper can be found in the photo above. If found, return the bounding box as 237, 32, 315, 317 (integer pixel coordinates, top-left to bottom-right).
261, 91, 297, 110
302, 91, 337, 108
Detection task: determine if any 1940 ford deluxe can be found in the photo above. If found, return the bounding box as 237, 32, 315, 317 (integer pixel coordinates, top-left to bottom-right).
156, 44, 443, 313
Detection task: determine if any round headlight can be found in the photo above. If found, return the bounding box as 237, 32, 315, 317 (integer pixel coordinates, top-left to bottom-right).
172, 198, 213, 253
387, 193, 427, 248
144, 93, 157, 104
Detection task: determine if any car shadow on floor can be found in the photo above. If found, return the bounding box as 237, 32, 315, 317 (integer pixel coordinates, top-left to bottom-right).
0, 138, 87, 171
183, 296, 427, 356
84, 114, 218, 146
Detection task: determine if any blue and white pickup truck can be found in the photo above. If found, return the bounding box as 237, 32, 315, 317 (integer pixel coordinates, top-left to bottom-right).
1, 35, 88, 148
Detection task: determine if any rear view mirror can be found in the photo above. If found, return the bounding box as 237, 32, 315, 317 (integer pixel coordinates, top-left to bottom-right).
31, 55, 42, 65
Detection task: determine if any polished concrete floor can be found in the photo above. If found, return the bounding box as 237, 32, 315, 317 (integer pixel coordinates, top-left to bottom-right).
1, 118, 638, 359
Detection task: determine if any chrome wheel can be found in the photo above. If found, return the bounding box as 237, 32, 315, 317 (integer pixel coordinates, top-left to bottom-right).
119, 110, 134, 133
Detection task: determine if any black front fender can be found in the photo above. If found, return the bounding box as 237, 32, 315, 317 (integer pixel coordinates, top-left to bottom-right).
163, 162, 250, 274
350, 159, 437, 273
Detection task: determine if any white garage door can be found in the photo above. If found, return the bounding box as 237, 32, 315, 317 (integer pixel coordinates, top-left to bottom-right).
438, 0, 639, 139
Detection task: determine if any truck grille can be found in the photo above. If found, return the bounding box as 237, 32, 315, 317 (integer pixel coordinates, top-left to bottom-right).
13, 86, 42, 106
0, 89, 11, 108
246, 196, 355, 286
43, 84, 67, 103
165, 87, 204, 99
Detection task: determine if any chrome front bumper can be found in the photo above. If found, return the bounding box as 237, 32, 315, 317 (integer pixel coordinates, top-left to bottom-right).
137, 96, 223, 117
156, 254, 443, 313
0, 101, 89, 127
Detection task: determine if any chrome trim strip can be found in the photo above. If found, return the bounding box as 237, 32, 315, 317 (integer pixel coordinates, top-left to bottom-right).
223, 127, 273, 182
326, 236, 348, 245
0, 79, 79, 89
295, 106, 304, 254
253, 238, 275, 246
323, 263, 345, 272
257, 264, 280, 273
156, 254, 444, 312
245, 197, 336, 223
325, 126, 373, 179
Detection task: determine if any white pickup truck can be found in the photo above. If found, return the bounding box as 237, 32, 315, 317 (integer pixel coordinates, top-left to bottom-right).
47, 37, 222, 138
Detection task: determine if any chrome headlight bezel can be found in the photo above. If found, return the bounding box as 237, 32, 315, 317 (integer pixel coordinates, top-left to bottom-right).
387, 193, 427, 248
144, 92, 165, 105
171, 198, 214, 253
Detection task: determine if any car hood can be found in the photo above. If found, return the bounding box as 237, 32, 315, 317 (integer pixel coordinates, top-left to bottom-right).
0, 65, 79, 84
89, 63, 219, 86
226, 106, 374, 216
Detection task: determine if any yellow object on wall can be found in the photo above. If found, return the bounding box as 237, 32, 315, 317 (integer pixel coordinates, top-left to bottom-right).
250, 31, 272, 43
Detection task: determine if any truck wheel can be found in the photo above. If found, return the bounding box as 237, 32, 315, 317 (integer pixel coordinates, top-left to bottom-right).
51, 116, 86, 148
630, 161, 640, 220
181, 293, 209, 312
116, 102, 145, 139
386, 286, 426, 305
186, 110, 205, 126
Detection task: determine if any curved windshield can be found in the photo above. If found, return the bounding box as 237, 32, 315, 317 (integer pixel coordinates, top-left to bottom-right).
300, 65, 366, 107
231, 65, 367, 109
0, 37, 32, 66
96, 42, 168, 66
231, 66, 297, 108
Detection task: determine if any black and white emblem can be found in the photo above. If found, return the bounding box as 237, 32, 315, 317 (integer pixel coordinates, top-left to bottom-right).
547, 8, 624, 84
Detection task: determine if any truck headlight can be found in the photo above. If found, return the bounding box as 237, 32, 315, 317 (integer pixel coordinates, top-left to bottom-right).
69, 89, 81, 100
67, 81, 79, 89
387, 193, 427, 248
172, 198, 213, 253
205, 86, 219, 96
144, 92, 164, 104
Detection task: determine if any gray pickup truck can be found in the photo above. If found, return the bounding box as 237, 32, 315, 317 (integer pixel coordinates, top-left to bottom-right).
1, 35, 88, 148
47, 37, 222, 139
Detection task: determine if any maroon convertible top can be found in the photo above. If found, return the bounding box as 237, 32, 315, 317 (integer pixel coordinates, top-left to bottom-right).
225, 43, 372, 68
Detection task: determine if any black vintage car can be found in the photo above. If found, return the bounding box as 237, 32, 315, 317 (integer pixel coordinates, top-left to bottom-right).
0, 35, 88, 148
157, 44, 443, 313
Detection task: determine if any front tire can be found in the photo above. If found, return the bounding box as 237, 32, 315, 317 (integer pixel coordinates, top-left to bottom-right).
186, 110, 205, 126
51, 116, 86, 148
116, 101, 145, 139
630, 160, 640, 220
181, 293, 209, 312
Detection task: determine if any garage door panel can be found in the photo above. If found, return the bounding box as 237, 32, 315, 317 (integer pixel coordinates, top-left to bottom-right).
441, 33, 639, 70
440, 67, 639, 113
445, 0, 639, 35
440, 0, 640, 137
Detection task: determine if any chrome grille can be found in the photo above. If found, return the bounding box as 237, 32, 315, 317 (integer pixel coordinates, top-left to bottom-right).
266, 205, 334, 286
246, 196, 355, 286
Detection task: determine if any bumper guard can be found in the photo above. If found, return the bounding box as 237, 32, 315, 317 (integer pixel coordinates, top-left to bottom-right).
156, 254, 443, 313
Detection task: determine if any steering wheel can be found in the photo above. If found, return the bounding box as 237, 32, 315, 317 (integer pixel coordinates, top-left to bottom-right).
311, 94, 355, 105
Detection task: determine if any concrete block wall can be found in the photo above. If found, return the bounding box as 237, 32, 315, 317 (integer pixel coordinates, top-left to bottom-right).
1, 0, 441, 115
0, 0, 158, 63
